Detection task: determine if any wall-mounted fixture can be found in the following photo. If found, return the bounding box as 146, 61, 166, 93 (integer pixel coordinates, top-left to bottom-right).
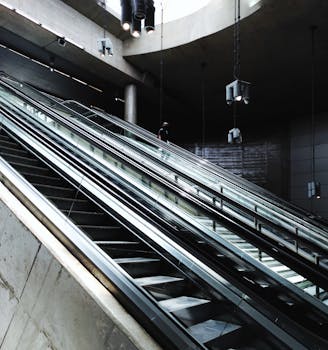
97, 37, 113, 56
308, 181, 321, 199
57, 37, 66, 47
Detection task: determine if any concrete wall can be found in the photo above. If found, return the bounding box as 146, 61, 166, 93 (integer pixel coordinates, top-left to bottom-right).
0, 184, 161, 350
290, 112, 328, 219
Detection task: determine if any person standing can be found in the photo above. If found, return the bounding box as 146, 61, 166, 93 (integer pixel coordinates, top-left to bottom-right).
157, 121, 169, 142
157, 121, 170, 160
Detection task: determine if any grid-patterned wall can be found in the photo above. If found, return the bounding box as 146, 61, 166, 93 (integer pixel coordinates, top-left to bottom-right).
184, 139, 287, 198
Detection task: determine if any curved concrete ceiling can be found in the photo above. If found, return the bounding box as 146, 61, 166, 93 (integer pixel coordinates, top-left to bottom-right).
123, 0, 262, 56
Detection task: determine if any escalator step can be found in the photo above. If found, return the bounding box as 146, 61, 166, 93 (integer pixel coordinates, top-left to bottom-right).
135, 275, 184, 287
94, 240, 139, 245
270, 265, 290, 273
114, 257, 160, 264
159, 296, 210, 313
287, 275, 306, 284
7, 162, 52, 175
22, 173, 64, 186
0, 145, 28, 156
0, 152, 40, 166
0, 139, 24, 149
188, 319, 242, 344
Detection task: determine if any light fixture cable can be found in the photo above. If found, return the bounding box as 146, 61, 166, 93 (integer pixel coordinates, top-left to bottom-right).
201, 62, 206, 158
311, 25, 317, 185
233, 0, 241, 80
159, 1, 164, 126
233, 0, 241, 129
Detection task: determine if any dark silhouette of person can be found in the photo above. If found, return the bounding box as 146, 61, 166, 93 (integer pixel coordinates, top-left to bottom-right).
157, 121, 169, 142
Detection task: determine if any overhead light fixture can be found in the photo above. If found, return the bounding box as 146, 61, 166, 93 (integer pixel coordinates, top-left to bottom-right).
57, 37, 66, 47
131, 17, 141, 38
228, 127, 242, 144
121, 0, 132, 31
97, 37, 113, 56
131, 0, 146, 20
226, 79, 251, 105
145, 0, 155, 33
120, 0, 155, 37
308, 181, 321, 199
115, 97, 125, 103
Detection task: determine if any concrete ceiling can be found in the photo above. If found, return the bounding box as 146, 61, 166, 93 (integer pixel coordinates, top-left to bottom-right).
0, 0, 328, 141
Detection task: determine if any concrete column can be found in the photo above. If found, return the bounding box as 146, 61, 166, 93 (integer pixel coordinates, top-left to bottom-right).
124, 84, 137, 125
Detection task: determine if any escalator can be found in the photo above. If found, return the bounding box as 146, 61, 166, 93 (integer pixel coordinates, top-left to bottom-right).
0, 76, 328, 348
1, 74, 328, 306
0, 106, 301, 350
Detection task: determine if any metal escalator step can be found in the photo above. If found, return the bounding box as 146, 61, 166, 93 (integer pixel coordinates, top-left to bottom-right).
287, 275, 306, 284
159, 296, 210, 313
22, 173, 64, 186
34, 184, 76, 197
223, 235, 243, 241
303, 285, 317, 296
0, 145, 28, 155
188, 319, 242, 344
94, 241, 139, 246
237, 243, 255, 249
270, 265, 290, 273
114, 257, 160, 264
7, 162, 51, 175
261, 256, 275, 262
296, 279, 313, 290
46, 197, 90, 210
243, 248, 259, 254
0, 152, 40, 166
135, 276, 184, 287
78, 225, 121, 230
63, 210, 108, 225
0, 139, 23, 149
